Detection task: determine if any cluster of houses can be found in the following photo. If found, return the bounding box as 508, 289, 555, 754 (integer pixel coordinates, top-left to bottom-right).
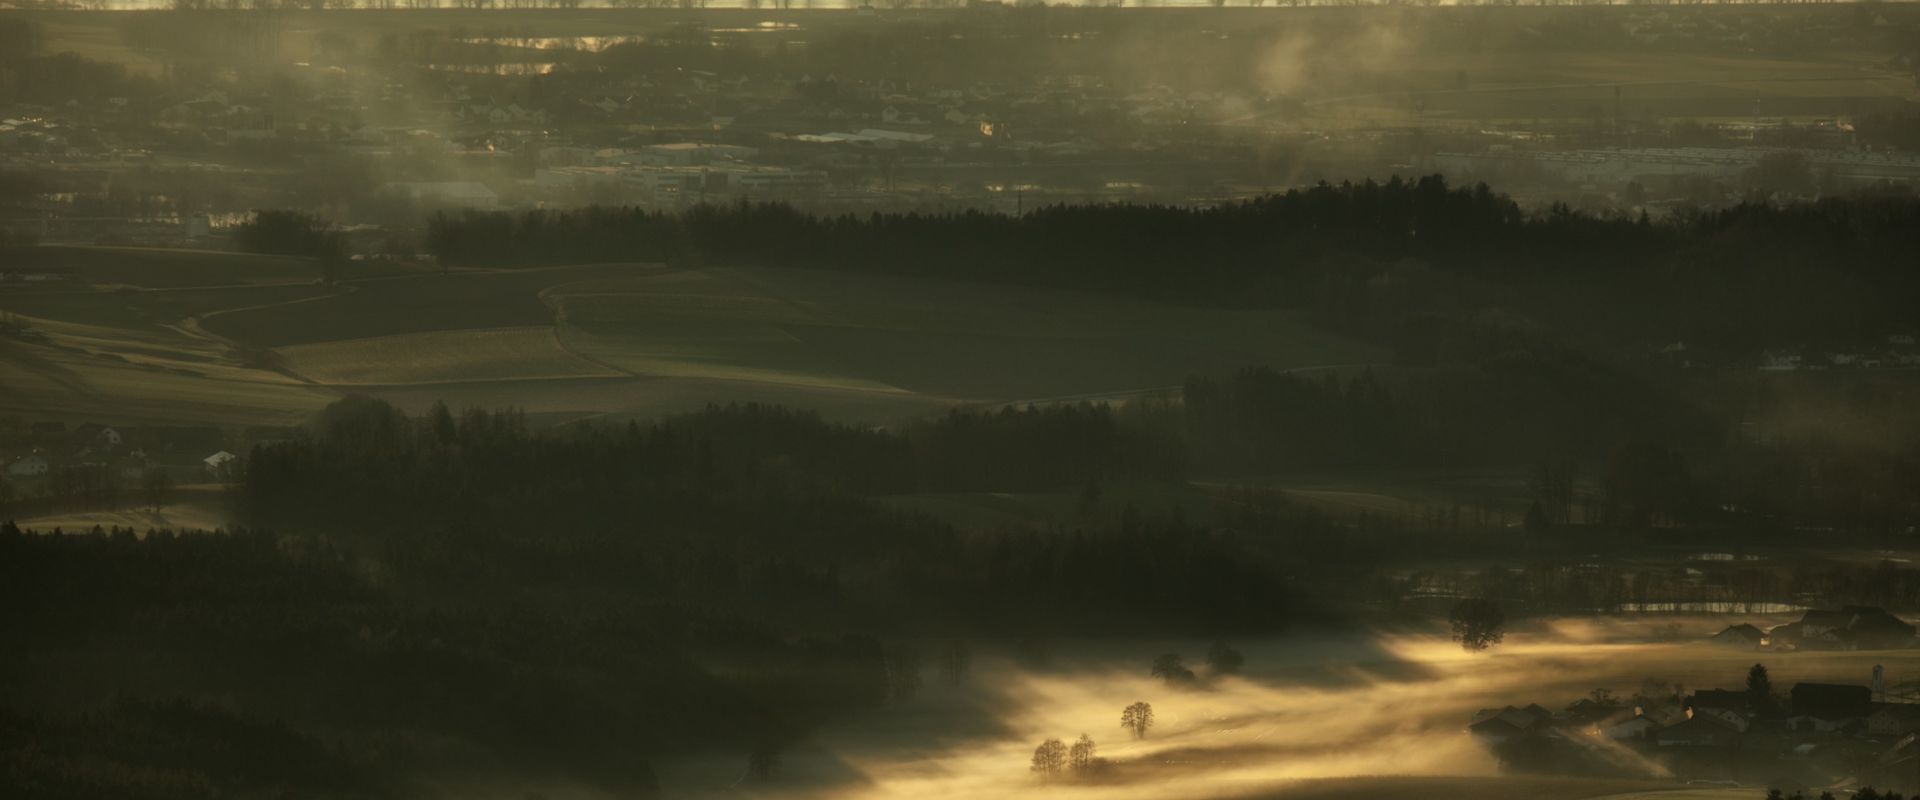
1712, 607, 1920, 652
1, 421, 249, 491
1472, 609, 1920, 788
1472, 674, 1920, 789
1471, 679, 1911, 747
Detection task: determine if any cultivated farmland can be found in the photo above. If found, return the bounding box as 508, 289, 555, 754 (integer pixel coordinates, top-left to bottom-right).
6, 248, 1383, 425
277, 327, 622, 386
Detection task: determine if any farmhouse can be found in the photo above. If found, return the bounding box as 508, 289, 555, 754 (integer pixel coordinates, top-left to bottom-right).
1600, 714, 1659, 741
1562, 696, 1621, 725
1789, 683, 1873, 733
1771, 607, 1917, 650
203, 450, 239, 478
1468, 706, 1544, 744
1685, 688, 1760, 719
1710, 623, 1767, 648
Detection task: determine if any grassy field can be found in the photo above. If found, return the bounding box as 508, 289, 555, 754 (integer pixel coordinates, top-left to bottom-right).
0, 315, 334, 426
1233, 777, 1735, 800
181, 260, 1383, 422
9, 495, 233, 535
276, 326, 621, 386
551, 266, 1380, 405
1, 284, 337, 332
14, 246, 321, 289
4, 250, 1382, 426
200, 264, 643, 347
649, 626, 1877, 799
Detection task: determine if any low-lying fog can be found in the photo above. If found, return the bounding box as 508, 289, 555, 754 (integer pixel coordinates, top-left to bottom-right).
655, 616, 1920, 798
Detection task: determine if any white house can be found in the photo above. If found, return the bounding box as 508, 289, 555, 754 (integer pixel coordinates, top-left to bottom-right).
203, 450, 239, 477
1601, 715, 1659, 741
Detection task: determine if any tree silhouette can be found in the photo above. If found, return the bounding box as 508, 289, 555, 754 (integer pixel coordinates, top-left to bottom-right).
1748, 663, 1772, 699
1121, 702, 1154, 739
1523, 501, 1549, 536
1151, 653, 1196, 686
1449, 598, 1506, 652
140, 468, 174, 515
1068, 734, 1096, 772
1206, 642, 1244, 676
1030, 738, 1067, 776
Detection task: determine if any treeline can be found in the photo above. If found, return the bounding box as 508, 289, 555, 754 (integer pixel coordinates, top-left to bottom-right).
234, 209, 345, 261
423, 178, 1538, 305
237, 397, 1307, 636
1, 697, 375, 800
422, 179, 1920, 356
0, 522, 889, 798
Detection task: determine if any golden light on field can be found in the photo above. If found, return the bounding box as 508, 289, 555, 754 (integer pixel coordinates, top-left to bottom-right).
736, 620, 1920, 800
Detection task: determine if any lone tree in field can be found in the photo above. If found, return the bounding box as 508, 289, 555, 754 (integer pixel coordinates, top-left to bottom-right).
1121, 701, 1154, 739
1068, 734, 1096, 772
1151, 653, 1196, 686
1030, 737, 1067, 777
1449, 598, 1506, 652
1206, 642, 1245, 676
1748, 663, 1772, 699
140, 467, 174, 514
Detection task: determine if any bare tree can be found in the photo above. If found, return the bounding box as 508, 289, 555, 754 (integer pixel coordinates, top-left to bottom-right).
1450, 598, 1506, 652
1150, 653, 1195, 686
1030, 737, 1067, 777
1205, 642, 1244, 675
1120, 701, 1153, 739
140, 468, 174, 515
1068, 734, 1096, 772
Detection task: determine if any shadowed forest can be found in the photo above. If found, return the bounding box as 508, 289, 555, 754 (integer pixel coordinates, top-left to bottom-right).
5, 2, 1920, 798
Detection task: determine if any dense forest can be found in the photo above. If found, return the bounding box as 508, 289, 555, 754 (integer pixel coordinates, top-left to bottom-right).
7, 367, 1917, 794
419, 179, 1920, 359
0, 397, 1309, 797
